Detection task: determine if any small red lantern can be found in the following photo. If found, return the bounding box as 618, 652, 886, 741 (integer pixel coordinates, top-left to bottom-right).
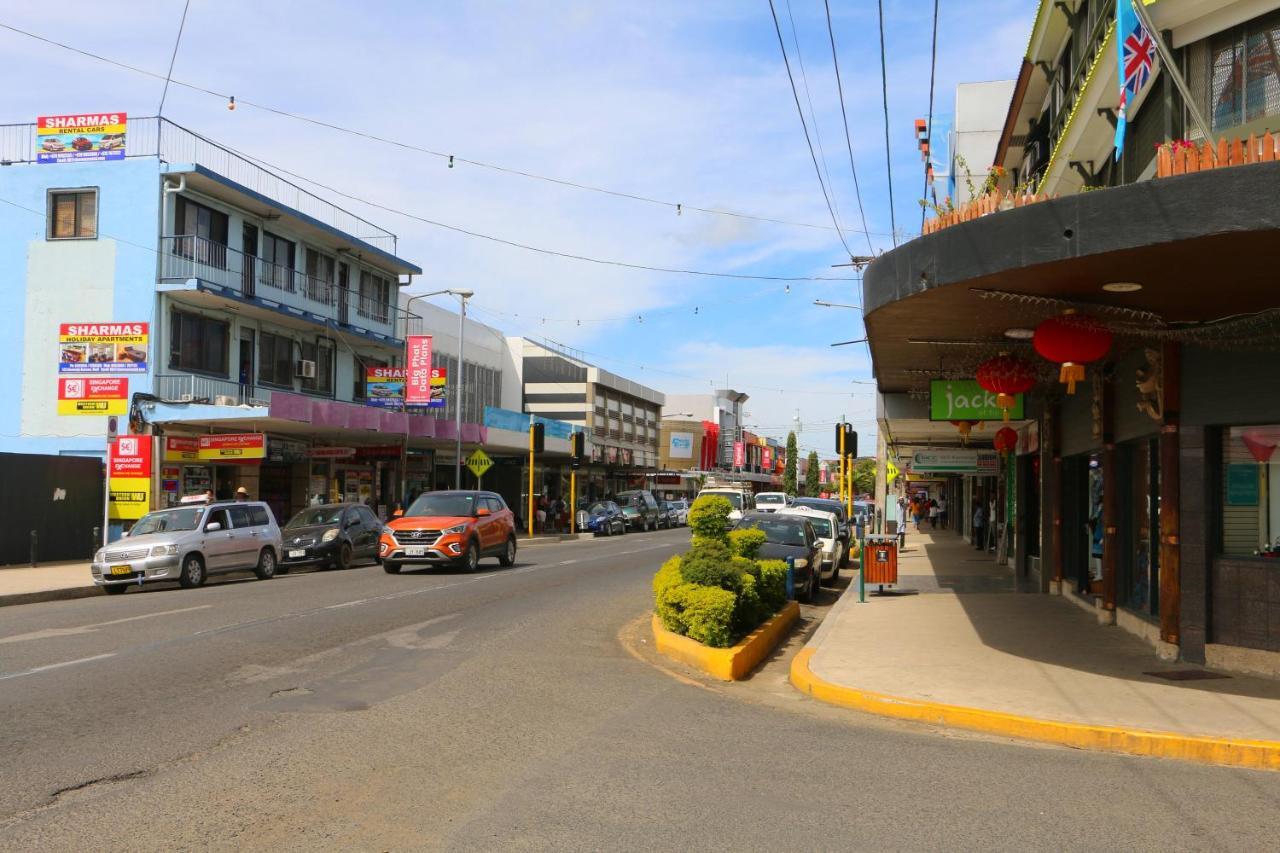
993, 426, 1018, 456
975, 353, 1036, 422
1033, 310, 1112, 395
950, 419, 979, 446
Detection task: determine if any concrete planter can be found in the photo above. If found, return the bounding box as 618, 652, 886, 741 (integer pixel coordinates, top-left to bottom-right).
652, 601, 800, 681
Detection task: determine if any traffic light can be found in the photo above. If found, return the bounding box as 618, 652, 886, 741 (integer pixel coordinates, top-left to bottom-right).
571, 431, 584, 469
835, 422, 846, 454
531, 421, 545, 453
843, 425, 858, 460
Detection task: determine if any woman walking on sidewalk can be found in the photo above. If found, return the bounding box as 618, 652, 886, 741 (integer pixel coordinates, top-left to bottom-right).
972, 501, 986, 551
928, 499, 939, 530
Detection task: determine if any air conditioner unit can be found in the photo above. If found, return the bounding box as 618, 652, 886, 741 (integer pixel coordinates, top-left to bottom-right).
179, 393, 195, 402
213, 395, 238, 406
295, 359, 317, 379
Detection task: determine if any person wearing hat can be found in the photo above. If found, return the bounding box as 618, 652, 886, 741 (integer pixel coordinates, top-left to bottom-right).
235, 486, 250, 502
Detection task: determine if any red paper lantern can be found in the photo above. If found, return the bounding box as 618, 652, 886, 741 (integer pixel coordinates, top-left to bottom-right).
993, 426, 1018, 456
1033, 310, 1112, 395
975, 354, 1036, 421
950, 419, 979, 446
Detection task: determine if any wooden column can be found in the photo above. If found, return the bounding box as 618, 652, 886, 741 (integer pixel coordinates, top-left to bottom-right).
1049, 401, 1064, 584
1101, 367, 1118, 611
1159, 343, 1182, 644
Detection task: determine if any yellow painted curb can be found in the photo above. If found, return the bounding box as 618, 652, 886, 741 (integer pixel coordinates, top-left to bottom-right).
789, 648, 1280, 771
652, 601, 800, 681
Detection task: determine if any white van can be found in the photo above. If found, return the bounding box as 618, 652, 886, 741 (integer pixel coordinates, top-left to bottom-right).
696, 487, 754, 521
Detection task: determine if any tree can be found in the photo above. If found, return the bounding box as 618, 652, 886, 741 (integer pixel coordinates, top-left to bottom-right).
783, 432, 798, 495
852, 458, 877, 496
805, 451, 821, 496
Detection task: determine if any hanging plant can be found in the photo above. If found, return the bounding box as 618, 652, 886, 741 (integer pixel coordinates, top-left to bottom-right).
1033, 310, 1113, 395
975, 353, 1036, 421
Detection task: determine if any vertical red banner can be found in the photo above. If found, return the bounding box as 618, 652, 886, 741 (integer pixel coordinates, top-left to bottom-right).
762, 447, 773, 470
733, 441, 745, 468
405, 335, 433, 405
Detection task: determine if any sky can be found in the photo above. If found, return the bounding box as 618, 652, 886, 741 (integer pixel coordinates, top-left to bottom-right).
0, 0, 1035, 458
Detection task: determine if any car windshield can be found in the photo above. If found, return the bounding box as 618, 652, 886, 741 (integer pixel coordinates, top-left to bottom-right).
406, 493, 479, 517
131, 508, 202, 535
588, 503, 612, 514
802, 516, 832, 537
741, 517, 807, 546
756, 494, 785, 505
286, 507, 344, 528
704, 492, 743, 509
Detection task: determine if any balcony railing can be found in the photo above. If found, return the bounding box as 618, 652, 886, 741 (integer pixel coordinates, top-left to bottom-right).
154, 373, 271, 407
161, 235, 405, 336
1155, 133, 1280, 178
922, 189, 1051, 235
0, 116, 397, 253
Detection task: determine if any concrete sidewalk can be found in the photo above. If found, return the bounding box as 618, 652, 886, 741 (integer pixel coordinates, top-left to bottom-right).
793, 530, 1280, 769
0, 561, 99, 607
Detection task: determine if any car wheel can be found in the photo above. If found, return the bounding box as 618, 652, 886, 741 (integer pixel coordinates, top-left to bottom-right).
178, 554, 206, 589
254, 548, 277, 580
383, 561, 402, 574
337, 542, 353, 571
499, 536, 517, 567
102, 584, 128, 596
464, 540, 480, 572
825, 563, 839, 587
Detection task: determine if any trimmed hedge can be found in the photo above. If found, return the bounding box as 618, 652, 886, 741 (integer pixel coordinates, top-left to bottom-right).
653, 555, 737, 647
689, 494, 733, 544
728, 528, 767, 560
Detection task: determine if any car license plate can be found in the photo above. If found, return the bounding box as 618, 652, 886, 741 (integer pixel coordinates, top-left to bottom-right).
110, 565, 132, 576
404, 546, 427, 557
288, 549, 306, 559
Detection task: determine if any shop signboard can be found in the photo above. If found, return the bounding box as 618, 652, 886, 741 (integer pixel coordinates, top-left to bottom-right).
57, 377, 128, 416
163, 436, 200, 462
267, 437, 308, 463
198, 433, 266, 461
308, 446, 356, 459
762, 447, 773, 470
910, 449, 998, 474
37, 112, 127, 164
1226, 464, 1260, 506
732, 441, 745, 468
929, 379, 1023, 421
58, 323, 148, 373
667, 432, 693, 459
353, 445, 403, 461
108, 434, 151, 520
404, 335, 433, 405
366, 366, 446, 409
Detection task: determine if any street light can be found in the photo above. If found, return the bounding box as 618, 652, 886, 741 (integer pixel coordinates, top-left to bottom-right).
404, 288, 475, 490
661, 412, 694, 418
813, 299, 863, 310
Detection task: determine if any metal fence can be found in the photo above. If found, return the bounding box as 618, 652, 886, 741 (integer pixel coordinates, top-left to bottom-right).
153, 373, 272, 407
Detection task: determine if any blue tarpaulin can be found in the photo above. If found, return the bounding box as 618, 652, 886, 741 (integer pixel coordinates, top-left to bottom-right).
483, 406, 576, 440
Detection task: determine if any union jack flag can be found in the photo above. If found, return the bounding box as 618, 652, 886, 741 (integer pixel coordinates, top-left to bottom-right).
1114, 0, 1156, 160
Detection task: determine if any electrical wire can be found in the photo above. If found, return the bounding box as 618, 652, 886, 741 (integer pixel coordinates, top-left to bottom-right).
876, 0, 899, 247
785, 0, 844, 232
920, 0, 940, 231
766, 0, 855, 259
822, 0, 875, 258
155, 0, 191, 118
0, 20, 895, 239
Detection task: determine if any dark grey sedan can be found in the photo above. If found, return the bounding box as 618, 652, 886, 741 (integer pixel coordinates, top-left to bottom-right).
733, 512, 823, 602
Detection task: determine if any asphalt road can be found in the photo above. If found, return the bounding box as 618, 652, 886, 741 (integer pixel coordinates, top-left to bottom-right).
1, 527, 1278, 851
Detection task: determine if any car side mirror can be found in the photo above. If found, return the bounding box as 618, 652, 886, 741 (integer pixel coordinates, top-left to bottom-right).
205, 521, 222, 532
476, 507, 492, 517
393, 508, 404, 517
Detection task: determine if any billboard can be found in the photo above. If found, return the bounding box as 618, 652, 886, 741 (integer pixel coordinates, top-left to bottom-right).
668, 431, 694, 459
57, 377, 128, 416
405, 335, 433, 405
109, 435, 152, 520
59, 322, 148, 373
37, 113, 127, 164
366, 366, 446, 409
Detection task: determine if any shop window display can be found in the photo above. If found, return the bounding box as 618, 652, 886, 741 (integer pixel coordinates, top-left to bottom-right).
1221, 425, 1280, 557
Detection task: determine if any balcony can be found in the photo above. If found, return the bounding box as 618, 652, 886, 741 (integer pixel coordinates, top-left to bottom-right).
154, 373, 270, 407
160, 236, 408, 341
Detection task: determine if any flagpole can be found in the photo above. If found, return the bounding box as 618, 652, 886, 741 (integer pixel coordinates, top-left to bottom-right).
1128, 0, 1216, 158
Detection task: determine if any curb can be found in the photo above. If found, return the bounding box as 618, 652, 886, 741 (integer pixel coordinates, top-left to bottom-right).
0, 585, 102, 608
652, 601, 800, 681
518, 534, 581, 546
789, 648, 1280, 771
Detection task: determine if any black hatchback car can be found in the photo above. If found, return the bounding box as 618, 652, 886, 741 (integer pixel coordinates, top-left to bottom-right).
733, 512, 823, 603
281, 503, 383, 571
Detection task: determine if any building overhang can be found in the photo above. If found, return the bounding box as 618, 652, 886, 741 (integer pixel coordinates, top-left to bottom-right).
862, 162, 1280, 394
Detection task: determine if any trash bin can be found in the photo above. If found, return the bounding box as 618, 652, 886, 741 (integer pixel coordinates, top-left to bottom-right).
864, 534, 898, 585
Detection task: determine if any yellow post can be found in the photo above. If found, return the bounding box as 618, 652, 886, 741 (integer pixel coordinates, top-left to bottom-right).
838, 426, 846, 503
846, 458, 854, 520
570, 470, 577, 535
527, 424, 535, 539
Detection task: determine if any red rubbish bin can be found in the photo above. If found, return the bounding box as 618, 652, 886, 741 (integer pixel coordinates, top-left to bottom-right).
864, 535, 898, 585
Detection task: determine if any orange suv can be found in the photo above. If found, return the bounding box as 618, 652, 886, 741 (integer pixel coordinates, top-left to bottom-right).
381, 490, 517, 573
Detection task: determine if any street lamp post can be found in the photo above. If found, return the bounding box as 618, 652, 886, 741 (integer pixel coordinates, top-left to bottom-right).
403, 288, 475, 494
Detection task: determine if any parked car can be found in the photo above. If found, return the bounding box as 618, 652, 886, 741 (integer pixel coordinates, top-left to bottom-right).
792, 497, 852, 567
754, 491, 792, 512
91, 502, 283, 593
733, 511, 823, 603
280, 503, 382, 571
664, 500, 690, 526
777, 506, 843, 585
380, 490, 517, 573
696, 487, 754, 521
584, 501, 627, 537
615, 489, 662, 531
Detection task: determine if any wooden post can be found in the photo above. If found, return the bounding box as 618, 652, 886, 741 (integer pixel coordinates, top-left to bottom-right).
1049, 401, 1064, 584
1101, 367, 1118, 611
1160, 343, 1182, 645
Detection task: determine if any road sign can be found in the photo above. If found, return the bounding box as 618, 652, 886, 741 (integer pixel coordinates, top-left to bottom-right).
466, 448, 493, 480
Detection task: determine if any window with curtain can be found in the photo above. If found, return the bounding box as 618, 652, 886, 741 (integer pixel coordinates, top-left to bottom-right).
258, 331, 294, 387
47, 189, 97, 239
299, 338, 335, 396
168, 309, 229, 375
173, 196, 229, 268
1208, 11, 1280, 132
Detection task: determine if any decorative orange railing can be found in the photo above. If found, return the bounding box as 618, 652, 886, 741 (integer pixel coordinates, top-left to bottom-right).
921, 189, 1051, 235
1156, 132, 1280, 178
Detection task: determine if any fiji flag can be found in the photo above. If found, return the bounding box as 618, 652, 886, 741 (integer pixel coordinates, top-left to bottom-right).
1114, 0, 1157, 159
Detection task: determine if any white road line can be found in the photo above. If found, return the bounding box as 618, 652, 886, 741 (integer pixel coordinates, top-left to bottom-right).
0, 653, 117, 681
0, 605, 214, 645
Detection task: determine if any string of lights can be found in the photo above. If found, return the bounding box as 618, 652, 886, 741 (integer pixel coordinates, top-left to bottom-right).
0, 20, 897, 239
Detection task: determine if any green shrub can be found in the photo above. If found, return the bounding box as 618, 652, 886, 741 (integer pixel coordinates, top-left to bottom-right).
673, 583, 737, 647
728, 527, 767, 560
653, 556, 686, 632
678, 541, 741, 593
757, 559, 788, 614
732, 571, 766, 634
688, 495, 733, 544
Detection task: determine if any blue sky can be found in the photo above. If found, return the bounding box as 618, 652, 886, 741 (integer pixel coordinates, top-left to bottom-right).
0, 0, 1035, 456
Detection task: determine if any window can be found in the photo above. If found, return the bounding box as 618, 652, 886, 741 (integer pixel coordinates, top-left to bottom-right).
305, 248, 335, 304
228, 506, 254, 529
1220, 425, 1280, 557
298, 338, 335, 396
1207, 11, 1280, 132
358, 270, 392, 323
260, 231, 295, 291
358, 506, 380, 527
173, 196, 229, 268
206, 508, 231, 530
258, 331, 294, 387
248, 506, 270, 527
168, 309, 229, 375
47, 189, 97, 239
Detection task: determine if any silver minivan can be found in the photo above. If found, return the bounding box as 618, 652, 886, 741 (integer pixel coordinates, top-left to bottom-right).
91, 501, 284, 594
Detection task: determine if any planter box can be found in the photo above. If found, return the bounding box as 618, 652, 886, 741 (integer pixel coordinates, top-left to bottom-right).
651, 601, 800, 681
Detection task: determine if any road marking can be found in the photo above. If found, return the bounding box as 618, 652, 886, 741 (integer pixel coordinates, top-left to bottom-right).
0, 605, 213, 645
0, 653, 117, 681
557, 559, 579, 565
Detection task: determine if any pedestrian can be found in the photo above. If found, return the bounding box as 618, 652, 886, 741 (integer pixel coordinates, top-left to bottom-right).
972, 501, 986, 551
938, 495, 948, 529
928, 499, 939, 530
912, 498, 923, 531
203, 488, 214, 504
535, 497, 548, 534
235, 486, 249, 502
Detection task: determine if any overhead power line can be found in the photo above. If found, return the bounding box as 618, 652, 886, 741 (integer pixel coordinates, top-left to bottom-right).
823, 0, 876, 258
766, 0, 855, 259
155, 0, 191, 117
876, 0, 899, 246
921, 0, 940, 231
784, 0, 844, 233
0, 20, 894, 239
